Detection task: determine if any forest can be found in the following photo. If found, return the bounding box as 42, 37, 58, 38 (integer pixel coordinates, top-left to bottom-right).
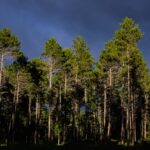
0, 17, 150, 149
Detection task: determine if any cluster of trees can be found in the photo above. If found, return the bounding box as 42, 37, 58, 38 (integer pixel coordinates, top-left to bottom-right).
0, 17, 150, 146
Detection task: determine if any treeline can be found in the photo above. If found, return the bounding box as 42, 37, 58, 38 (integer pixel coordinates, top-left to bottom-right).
0, 17, 150, 146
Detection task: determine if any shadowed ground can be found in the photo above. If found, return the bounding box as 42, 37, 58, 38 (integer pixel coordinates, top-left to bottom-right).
1, 141, 150, 150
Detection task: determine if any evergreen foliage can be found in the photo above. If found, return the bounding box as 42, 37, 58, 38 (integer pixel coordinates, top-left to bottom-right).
0, 17, 150, 147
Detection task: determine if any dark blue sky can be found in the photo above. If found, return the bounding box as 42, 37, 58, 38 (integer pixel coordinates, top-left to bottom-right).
0, 0, 150, 67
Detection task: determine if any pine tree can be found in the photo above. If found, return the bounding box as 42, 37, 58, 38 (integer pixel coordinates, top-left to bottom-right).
42, 38, 62, 141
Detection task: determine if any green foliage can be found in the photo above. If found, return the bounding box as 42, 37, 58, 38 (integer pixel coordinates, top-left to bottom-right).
0, 18, 150, 147
0, 28, 20, 49
42, 38, 62, 59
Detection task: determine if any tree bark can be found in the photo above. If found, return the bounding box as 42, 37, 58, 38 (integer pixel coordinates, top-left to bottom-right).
57, 85, 62, 145
34, 95, 39, 144
103, 83, 107, 138
28, 94, 32, 126
0, 53, 4, 87
12, 71, 20, 143
127, 48, 131, 145
107, 68, 112, 138
120, 96, 125, 144
64, 72, 67, 96
143, 94, 148, 139
49, 62, 53, 89
98, 96, 102, 140
48, 109, 51, 141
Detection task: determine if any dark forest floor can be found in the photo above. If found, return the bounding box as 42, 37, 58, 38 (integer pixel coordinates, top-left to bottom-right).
1, 141, 150, 150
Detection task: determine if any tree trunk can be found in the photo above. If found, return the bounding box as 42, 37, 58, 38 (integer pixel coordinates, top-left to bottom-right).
27, 94, 32, 143
120, 96, 125, 144
75, 72, 78, 84
48, 110, 51, 141
107, 68, 112, 138
0, 53, 4, 87
34, 95, 39, 144
103, 83, 107, 138
48, 61, 53, 141
12, 71, 20, 143
59, 85, 62, 112
85, 86, 88, 140
16, 71, 20, 106
131, 93, 134, 145
28, 94, 32, 126
84, 87, 87, 103
63, 73, 67, 144
72, 72, 78, 142
57, 85, 62, 145
98, 96, 102, 141
49, 62, 53, 89
63, 125, 67, 144
143, 94, 148, 139
127, 48, 131, 145
64, 73, 67, 96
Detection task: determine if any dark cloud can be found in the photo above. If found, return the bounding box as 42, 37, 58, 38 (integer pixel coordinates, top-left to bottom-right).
0, 0, 150, 66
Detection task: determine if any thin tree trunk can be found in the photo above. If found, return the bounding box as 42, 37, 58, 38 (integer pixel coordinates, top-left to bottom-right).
57, 85, 62, 145
34, 95, 39, 144
58, 131, 60, 145
131, 93, 134, 145
107, 68, 112, 138
98, 96, 102, 140
59, 85, 62, 112
12, 71, 20, 143
48, 110, 51, 141
72, 72, 78, 142
144, 94, 148, 139
49, 62, 53, 89
85, 86, 88, 140
103, 83, 107, 138
28, 94, 32, 126
121, 96, 125, 144
64, 73, 67, 96
63, 125, 67, 144
63, 73, 67, 144
16, 71, 20, 106
27, 95, 32, 143
0, 53, 4, 87
126, 105, 129, 144
48, 61, 53, 141
85, 87, 87, 103
127, 48, 131, 145
75, 72, 78, 84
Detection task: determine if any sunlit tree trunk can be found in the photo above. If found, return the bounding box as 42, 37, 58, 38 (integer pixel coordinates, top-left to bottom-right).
48, 110, 51, 141
64, 72, 67, 96
28, 93, 32, 125
72, 72, 78, 142
12, 71, 20, 143
49, 61, 53, 89
98, 94, 102, 140
34, 95, 39, 144
121, 96, 125, 144
103, 83, 107, 138
143, 94, 148, 139
107, 68, 112, 138
126, 48, 131, 145
48, 61, 53, 141
0, 53, 4, 87
63, 73, 67, 144
84, 86, 88, 140
57, 85, 62, 145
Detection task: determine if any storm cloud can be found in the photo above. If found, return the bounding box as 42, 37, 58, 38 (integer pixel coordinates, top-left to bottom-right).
0, 0, 150, 66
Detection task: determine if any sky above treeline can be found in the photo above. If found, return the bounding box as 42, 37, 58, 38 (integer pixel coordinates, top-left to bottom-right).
0, 0, 150, 67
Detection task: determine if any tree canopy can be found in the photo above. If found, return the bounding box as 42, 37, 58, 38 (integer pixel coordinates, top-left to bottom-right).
0, 17, 150, 147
